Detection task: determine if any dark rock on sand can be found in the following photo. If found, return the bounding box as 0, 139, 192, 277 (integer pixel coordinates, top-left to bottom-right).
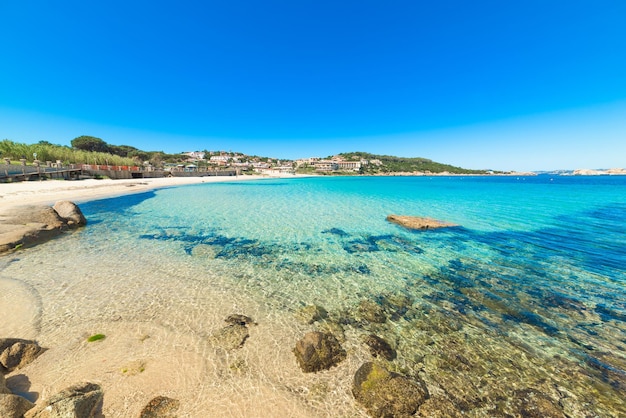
386, 215, 457, 230
293, 331, 346, 373
208, 324, 249, 350
25, 382, 103, 418
363, 334, 396, 361
139, 395, 180, 417
52, 201, 87, 226
0, 339, 45, 373
295, 305, 328, 324
352, 362, 429, 418
225, 314, 257, 326
0, 393, 35, 418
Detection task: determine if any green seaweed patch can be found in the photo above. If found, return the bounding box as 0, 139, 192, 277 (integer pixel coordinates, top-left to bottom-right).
87, 333, 106, 342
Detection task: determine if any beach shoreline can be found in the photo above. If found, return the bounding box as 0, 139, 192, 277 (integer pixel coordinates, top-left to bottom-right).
0, 174, 301, 210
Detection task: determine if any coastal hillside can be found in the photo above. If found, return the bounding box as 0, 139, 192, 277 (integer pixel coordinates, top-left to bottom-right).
336, 152, 489, 174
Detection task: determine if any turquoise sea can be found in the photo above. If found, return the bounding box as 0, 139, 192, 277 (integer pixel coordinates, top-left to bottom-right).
4, 175, 626, 416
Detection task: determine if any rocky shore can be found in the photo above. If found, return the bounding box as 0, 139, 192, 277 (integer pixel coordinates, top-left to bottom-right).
0, 201, 86, 253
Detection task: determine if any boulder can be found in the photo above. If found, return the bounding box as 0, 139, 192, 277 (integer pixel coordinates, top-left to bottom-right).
352, 362, 429, 417
25, 382, 103, 418
139, 396, 180, 417
0, 393, 35, 418
52, 201, 87, 227
386, 215, 457, 230
0, 202, 86, 253
363, 334, 396, 361
293, 331, 346, 373
0, 339, 45, 373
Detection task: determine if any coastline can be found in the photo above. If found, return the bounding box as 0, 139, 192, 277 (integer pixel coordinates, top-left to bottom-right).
0, 174, 293, 210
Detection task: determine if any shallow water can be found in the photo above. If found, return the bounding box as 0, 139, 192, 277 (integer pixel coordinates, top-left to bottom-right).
2, 175, 626, 416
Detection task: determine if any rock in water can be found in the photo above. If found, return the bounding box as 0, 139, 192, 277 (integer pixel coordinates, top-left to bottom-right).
139, 396, 180, 417
363, 334, 396, 361
386, 215, 457, 230
52, 201, 87, 226
208, 324, 249, 350
293, 331, 346, 373
352, 362, 428, 417
295, 305, 328, 324
25, 382, 103, 418
224, 314, 257, 326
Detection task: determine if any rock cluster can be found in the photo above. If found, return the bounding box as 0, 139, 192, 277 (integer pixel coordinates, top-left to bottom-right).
0, 201, 86, 253
386, 214, 457, 230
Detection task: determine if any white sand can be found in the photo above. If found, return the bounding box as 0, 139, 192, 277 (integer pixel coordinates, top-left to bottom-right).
0, 175, 276, 209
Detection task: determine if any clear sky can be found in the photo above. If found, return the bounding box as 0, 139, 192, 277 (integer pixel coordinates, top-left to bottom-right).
1, 1, 625, 171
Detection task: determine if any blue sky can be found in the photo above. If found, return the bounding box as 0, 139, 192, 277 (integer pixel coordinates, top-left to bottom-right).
1, 1, 625, 171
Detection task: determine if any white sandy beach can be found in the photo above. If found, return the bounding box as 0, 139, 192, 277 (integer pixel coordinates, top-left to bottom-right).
0, 175, 276, 209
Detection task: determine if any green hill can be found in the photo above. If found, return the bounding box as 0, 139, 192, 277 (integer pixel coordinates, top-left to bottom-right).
337, 152, 488, 174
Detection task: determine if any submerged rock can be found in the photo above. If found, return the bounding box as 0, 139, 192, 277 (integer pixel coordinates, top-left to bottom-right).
386, 215, 457, 230
509, 389, 566, 418
293, 331, 346, 373
352, 362, 429, 417
416, 396, 463, 417
0, 339, 45, 373
25, 382, 103, 418
356, 300, 387, 324
208, 324, 249, 350
225, 314, 257, 326
363, 334, 396, 361
139, 396, 180, 418
295, 305, 328, 325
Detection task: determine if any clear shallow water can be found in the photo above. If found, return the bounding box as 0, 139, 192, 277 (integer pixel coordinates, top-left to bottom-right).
4, 175, 626, 416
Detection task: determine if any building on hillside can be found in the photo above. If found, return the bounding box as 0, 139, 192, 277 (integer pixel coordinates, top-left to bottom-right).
336, 161, 362, 171
183, 151, 206, 161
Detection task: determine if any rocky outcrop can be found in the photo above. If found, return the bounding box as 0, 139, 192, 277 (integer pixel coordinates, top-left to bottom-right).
386, 215, 457, 230
352, 362, 429, 417
0, 202, 86, 253
25, 382, 103, 418
293, 331, 346, 373
0, 339, 45, 373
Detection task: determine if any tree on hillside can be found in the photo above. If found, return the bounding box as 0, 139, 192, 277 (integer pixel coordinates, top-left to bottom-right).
71, 136, 110, 153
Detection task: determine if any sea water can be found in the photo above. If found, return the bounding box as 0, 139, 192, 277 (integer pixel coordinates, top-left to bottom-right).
2, 175, 626, 416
